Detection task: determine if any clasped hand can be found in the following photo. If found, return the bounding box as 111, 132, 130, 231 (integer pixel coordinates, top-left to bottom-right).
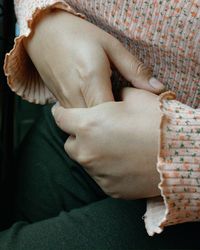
25, 11, 163, 199
53, 88, 161, 199
24, 10, 164, 108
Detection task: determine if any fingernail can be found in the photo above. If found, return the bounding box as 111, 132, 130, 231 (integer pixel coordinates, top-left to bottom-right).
149, 77, 164, 90
51, 102, 60, 116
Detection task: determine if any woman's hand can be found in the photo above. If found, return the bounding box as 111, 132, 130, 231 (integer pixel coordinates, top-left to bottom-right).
24, 10, 164, 108
52, 88, 161, 199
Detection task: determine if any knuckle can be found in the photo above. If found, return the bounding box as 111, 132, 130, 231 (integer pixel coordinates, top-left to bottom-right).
99, 178, 111, 191
131, 60, 152, 80
78, 120, 90, 134
64, 141, 69, 153
76, 152, 94, 166
140, 64, 152, 77
64, 141, 74, 159
110, 193, 121, 199
79, 118, 97, 134
64, 136, 78, 158
103, 188, 120, 199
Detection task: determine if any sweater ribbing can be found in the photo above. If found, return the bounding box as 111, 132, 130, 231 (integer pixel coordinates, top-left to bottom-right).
145, 92, 200, 236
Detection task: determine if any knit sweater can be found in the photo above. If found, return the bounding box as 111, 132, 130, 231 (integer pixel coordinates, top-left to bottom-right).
3, 0, 200, 236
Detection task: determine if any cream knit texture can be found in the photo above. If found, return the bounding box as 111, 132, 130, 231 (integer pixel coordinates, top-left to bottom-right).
4, 0, 200, 107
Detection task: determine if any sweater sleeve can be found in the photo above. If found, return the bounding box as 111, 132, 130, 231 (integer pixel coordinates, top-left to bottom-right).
144, 92, 200, 236
4, 1, 85, 104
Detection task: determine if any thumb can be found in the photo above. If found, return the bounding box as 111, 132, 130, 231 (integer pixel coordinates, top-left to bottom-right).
104, 37, 165, 94
51, 105, 84, 135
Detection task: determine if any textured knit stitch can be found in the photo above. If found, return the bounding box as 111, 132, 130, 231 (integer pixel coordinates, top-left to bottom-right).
4, 0, 200, 107
145, 92, 200, 235
3, 0, 200, 236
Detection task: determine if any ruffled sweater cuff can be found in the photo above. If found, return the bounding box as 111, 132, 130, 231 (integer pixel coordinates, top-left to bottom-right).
144, 91, 200, 236
4, 1, 85, 104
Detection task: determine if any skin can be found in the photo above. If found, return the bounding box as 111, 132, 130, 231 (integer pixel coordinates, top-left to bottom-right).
24, 11, 165, 199
24, 10, 164, 108
52, 88, 161, 199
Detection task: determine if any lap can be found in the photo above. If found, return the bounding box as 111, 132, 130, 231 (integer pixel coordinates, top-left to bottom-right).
10, 105, 200, 249
14, 105, 106, 222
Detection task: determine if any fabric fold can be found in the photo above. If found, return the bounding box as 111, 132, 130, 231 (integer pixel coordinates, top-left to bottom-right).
4, 1, 85, 104
144, 91, 200, 236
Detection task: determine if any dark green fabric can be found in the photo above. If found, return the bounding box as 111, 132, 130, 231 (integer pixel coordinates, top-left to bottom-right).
0, 106, 200, 250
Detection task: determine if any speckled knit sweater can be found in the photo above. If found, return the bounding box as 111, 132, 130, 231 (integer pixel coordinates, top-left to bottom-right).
3, 0, 200, 236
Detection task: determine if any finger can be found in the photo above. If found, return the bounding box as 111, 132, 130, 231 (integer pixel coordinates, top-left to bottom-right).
51, 106, 84, 135
64, 135, 77, 159
121, 87, 156, 102
104, 36, 165, 94
79, 49, 114, 107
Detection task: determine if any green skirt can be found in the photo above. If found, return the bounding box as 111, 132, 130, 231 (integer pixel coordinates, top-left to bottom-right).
0, 106, 199, 250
